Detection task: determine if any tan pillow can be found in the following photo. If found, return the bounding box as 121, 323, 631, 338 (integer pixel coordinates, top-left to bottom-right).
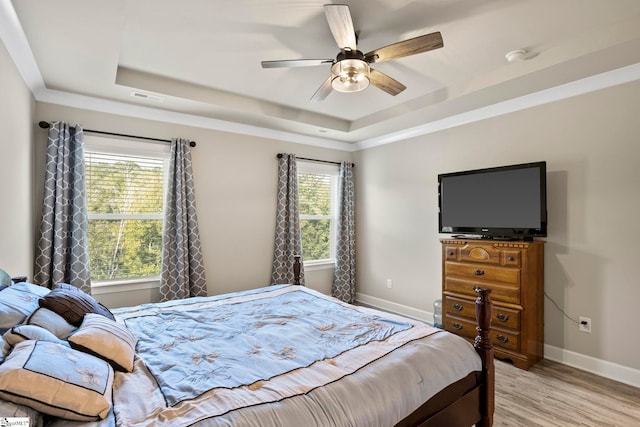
69, 313, 138, 372
0, 340, 113, 421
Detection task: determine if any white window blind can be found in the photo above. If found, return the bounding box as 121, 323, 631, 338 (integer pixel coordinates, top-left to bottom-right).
297, 161, 339, 264
85, 137, 169, 282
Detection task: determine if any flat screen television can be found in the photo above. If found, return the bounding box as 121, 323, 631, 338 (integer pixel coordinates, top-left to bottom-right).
438, 161, 547, 240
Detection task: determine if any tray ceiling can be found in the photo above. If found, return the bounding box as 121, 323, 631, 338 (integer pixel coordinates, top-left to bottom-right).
3, 0, 640, 149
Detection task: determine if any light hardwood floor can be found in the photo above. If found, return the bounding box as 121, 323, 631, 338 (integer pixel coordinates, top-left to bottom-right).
493, 359, 640, 427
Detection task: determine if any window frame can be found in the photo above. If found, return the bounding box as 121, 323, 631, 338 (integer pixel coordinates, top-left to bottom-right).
297, 160, 339, 268
84, 135, 170, 291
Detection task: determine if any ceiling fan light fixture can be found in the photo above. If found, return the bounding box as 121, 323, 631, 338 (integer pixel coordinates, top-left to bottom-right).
331, 58, 370, 92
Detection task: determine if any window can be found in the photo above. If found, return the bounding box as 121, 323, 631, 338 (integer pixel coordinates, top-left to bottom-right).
84, 136, 169, 286
297, 161, 339, 266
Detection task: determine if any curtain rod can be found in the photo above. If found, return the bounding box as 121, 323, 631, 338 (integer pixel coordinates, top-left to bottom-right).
277, 153, 354, 167
38, 121, 196, 147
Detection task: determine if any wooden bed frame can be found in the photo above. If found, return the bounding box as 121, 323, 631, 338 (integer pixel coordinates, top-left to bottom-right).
293, 256, 495, 427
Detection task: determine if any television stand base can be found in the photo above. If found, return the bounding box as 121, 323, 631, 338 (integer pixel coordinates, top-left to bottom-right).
450, 235, 535, 242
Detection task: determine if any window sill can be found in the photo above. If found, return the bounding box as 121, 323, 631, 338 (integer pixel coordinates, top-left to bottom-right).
91, 277, 160, 295
304, 260, 335, 271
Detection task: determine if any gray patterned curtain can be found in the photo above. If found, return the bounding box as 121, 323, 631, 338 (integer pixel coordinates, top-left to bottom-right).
160, 138, 207, 301
332, 161, 356, 302
271, 154, 305, 285
34, 122, 91, 292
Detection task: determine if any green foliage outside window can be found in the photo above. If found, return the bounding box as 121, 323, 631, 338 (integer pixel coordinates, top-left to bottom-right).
298, 170, 334, 262
86, 158, 164, 281
298, 173, 330, 215
300, 219, 331, 261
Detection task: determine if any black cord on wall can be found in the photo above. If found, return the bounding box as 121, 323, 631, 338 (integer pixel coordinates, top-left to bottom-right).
544, 291, 579, 325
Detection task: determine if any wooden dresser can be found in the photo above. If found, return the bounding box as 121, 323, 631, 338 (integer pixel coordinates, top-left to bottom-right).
441, 239, 544, 370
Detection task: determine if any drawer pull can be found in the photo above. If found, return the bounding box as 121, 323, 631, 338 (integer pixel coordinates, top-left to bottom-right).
496, 335, 509, 343
452, 323, 463, 330
452, 303, 463, 311
496, 313, 510, 322
448, 251, 454, 256
474, 269, 485, 276
507, 256, 515, 261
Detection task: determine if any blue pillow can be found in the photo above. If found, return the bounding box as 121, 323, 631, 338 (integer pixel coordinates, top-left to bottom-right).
3, 324, 71, 347
0, 268, 11, 287
0, 282, 50, 333
26, 307, 77, 340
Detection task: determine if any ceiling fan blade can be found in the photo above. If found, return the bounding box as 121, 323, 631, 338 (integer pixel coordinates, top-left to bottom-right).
311, 76, 333, 102
324, 4, 357, 50
369, 69, 406, 96
261, 59, 333, 68
365, 31, 443, 63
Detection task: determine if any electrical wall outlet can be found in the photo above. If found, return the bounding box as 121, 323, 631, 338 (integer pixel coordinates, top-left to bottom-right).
579, 316, 592, 333
386, 279, 393, 289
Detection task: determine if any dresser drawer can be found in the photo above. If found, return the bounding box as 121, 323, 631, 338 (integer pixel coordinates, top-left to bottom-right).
501, 250, 521, 267
445, 314, 520, 352
493, 305, 521, 330
491, 328, 520, 353
445, 262, 520, 284
444, 277, 521, 304
444, 295, 521, 329
443, 295, 475, 320
459, 244, 501, 265
444, 314, 478, 341
444, 245, 458, 261
457, 244, 522, 267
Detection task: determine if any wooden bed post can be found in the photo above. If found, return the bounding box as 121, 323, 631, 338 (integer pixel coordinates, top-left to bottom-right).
293, 255, 301, 285
474, 287, 495, 427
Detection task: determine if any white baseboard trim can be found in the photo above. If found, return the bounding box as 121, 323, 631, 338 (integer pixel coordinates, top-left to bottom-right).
356, 292, 434, 324
357, 292, 640, 389
544, 344, 640, 389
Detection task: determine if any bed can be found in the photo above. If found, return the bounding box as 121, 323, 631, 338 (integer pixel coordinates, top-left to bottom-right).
0, 263, 494, 427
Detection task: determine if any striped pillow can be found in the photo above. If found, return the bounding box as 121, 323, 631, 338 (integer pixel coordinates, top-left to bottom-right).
69, 313, 138, 372
38, 283, 114, 326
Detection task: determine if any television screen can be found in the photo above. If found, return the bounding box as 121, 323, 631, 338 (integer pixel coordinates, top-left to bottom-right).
438, 161, 547, 239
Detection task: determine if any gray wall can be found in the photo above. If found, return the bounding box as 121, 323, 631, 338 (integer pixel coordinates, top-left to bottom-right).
0, 39, 34, 277
33, 102, 351, 306
353, 80, 640, 372
3, 33, 638, 379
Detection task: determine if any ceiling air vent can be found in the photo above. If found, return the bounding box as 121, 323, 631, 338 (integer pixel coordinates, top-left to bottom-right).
130, 91, 164, 102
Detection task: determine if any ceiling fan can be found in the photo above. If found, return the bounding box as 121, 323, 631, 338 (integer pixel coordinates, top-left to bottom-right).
261, 4, 443, 101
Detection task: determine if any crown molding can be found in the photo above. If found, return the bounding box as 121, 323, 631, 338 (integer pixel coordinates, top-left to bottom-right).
2, 0, 639, 153
353, 62, 640, 151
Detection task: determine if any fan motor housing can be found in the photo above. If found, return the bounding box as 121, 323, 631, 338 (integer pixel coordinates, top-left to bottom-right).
335, 48, 366, 62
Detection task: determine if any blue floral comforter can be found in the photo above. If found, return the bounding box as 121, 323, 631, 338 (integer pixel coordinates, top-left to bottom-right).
102, 284, 470, 427
122, 285, 411, 406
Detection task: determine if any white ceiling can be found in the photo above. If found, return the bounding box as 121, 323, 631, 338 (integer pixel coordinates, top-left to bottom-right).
2, 0, 640, 150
